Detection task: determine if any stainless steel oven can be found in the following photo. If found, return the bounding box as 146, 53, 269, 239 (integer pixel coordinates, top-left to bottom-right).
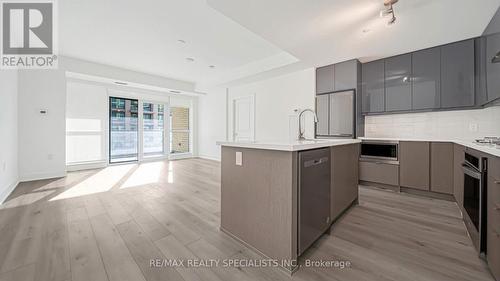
462, 151, 487, 256
360, 140, 399, 164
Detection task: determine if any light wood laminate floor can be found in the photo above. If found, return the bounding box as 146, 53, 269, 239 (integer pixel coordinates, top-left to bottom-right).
0, 158, 493, 281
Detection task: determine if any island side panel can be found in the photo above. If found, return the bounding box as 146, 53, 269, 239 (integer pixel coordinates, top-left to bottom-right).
331, 143, 360, 221
221, 146, 297, 264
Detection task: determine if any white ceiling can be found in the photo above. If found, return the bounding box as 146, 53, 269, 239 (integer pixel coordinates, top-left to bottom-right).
207, 0, 500, 66
59, 0, 297, 86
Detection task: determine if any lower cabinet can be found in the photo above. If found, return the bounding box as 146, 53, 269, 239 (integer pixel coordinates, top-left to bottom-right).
400, 142, 430, 190
488, 156, 500, 281
430, 142, 454, 194
453, 144, 465, 207
331, 144, 359, 221
359, 161, 399, 186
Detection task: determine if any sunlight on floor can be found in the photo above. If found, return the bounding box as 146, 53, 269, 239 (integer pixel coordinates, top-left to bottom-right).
50, 164, 135, 201
121, 161, 164, 189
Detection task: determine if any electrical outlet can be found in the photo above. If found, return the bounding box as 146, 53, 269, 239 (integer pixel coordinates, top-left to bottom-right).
468, 123, 478, 132
235, 151, 242, 166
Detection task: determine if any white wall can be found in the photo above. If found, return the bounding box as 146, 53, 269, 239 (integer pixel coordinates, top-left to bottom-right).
0, 71, 19, 202
228, 68, 315, 142
365, 105, 500, 141
18, 70, 67, 181
197, 87, 227, 160
197, 68, 316, 160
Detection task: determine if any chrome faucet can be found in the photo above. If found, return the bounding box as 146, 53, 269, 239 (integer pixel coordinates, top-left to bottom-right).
298, 109, 318, 140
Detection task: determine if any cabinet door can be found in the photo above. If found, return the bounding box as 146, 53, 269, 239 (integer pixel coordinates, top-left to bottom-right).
331, 144, 359, 221
412, 47, 441, 110
316, 65, 335, 94
453, 144, 465, 208
430, 142, 454, 194
400, 141, 430, 190
334, 60, 357, 91
441, 40, 475, 108
316, 94, 329, 136
385, 54, 412, 112
487, 33, 500, 102
329, 91, 354, 137
487, 157, 500, 281
362, 60, 385, 113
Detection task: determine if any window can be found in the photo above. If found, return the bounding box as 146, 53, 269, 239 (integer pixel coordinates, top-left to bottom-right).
143, 102, 165, 157
170, 107, 190, 154
109, 97, 139, 163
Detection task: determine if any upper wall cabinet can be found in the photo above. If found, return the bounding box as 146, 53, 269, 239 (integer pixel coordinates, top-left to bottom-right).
385, 54, 412, 112
412, 47, 441, 110
362, 60, 385, 113
334, 60, 358, 91
316, 65, 335, 94
440, 40, 475, 108
486, 33, 500, 102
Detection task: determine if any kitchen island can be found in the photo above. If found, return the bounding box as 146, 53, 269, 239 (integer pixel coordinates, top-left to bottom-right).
217, 139, 361, 273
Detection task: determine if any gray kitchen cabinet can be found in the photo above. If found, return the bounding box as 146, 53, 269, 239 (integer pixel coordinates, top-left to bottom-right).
440, 40, 475, 108
400, 141, 430, 191
331, 144, 359, 221
487, 156, 500, 281
316, 65, 335, 94
475, 37, 489, 106
359, 161, 399, 186
334, 60, 357, 91
362, 60, 385, 113
453, 144, 465, 208
412, 47, 441, 110
385, 54, 412, 111
315, 94, 329, 136
430, 142, 454, 194
487, 33, 500, 102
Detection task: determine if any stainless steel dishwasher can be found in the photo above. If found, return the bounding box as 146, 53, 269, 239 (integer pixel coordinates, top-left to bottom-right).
298, 147, 331, 256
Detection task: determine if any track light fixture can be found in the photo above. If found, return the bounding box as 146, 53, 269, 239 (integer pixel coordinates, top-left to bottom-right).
380, 0, 398, 25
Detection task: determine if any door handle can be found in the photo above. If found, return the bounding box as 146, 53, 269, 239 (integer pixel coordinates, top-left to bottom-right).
494, 180, 500, 185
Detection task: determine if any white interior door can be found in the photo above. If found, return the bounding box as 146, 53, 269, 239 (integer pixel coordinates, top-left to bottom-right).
233, 95, 255, 141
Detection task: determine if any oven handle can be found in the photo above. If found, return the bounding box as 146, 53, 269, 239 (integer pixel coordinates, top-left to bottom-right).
462, 163, 482, 179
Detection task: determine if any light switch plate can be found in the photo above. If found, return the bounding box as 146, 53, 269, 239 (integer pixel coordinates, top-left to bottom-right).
235, 151, 242, 166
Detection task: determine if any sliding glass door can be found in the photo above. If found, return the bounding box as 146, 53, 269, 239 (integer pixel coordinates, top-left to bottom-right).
143, 102, 165, 157
109, 97, 139, 163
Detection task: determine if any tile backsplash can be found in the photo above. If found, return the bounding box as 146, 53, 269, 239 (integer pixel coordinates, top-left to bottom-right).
365, 105, 500, 141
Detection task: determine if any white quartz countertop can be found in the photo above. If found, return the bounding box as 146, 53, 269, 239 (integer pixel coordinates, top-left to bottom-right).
216, 139, 361, 151
359, 137, 500, 158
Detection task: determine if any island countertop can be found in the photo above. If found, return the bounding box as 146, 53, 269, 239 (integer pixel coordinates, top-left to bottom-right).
216, 139, 361, 151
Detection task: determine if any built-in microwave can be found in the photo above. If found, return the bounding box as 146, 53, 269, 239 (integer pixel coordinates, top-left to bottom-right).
360, 140, 399, 164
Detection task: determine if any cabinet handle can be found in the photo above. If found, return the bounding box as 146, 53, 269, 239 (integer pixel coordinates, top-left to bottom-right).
495, 180, 500, 185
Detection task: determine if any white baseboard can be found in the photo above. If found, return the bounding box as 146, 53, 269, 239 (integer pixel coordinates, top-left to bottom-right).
20, 171, 67, 182
197, 155, 221, 162
66, 161, 107, 172
0, 179, 19, 204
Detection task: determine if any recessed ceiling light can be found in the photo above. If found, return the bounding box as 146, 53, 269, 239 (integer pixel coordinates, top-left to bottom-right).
209, 65, 216, 68
186, 57, 195, 62
114, 81, 128, 85
177, 39, 186, 44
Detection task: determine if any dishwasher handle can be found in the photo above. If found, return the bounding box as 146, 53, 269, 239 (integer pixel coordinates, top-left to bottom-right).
304, 157, 329, 168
